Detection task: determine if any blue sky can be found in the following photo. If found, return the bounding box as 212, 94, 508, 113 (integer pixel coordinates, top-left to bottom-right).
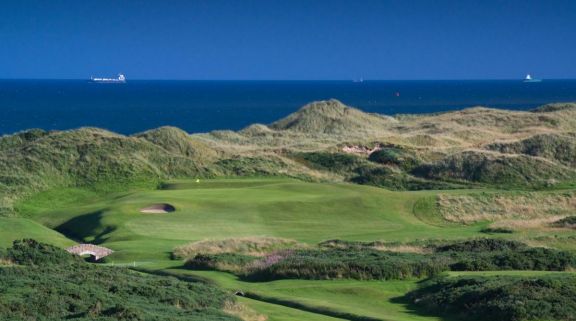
1, 0, 575, 80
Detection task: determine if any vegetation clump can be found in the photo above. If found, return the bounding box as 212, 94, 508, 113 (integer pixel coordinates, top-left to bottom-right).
183, 239, 576, 281
368, 147, 420, 171
433, 238, 526, 252
406, 275, 576, 321
0, 240, 239, 321
486, 133, 576, 167
480, 227, 514, 234
412, 151, 575, 188
550, 216, 576, 228
1, 238, 81, 266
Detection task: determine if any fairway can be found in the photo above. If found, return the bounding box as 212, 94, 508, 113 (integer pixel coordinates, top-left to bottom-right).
16, 178, 484, 260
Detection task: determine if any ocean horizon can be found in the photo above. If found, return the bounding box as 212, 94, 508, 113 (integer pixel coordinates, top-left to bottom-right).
2, 79, 576, 136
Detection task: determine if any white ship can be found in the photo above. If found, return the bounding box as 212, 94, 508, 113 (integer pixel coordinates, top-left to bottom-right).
523, 74, 541, 83
90, 74, 126, 83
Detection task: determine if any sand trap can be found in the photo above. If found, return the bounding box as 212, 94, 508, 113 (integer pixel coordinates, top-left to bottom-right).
140, 203, 176, 214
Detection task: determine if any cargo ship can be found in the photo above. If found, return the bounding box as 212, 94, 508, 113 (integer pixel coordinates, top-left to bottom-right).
90, 74, 126, 83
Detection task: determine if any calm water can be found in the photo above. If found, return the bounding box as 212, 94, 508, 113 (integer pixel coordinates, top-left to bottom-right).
1, 80, 576, 135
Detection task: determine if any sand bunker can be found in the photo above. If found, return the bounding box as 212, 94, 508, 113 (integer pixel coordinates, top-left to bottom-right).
140, 203, 176, 214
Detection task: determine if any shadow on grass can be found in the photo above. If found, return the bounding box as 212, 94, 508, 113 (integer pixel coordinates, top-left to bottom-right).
140, 265, 390, 321
389, 278, 461, 321
55, 209, 116, 244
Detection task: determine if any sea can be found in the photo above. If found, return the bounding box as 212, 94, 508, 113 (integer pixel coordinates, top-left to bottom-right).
1, 79, 576, 136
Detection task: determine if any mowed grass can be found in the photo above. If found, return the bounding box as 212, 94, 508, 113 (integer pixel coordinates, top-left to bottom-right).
146, 266, 441, 321
17, 178, 484, 261
0, 218, 73, 248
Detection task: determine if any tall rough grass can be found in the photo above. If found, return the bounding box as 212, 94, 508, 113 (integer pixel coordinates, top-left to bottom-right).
173, 237, 304, 259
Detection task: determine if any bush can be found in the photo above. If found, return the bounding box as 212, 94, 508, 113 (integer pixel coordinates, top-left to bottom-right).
0, 240, 239, 321
185, 249, 450, 281
4, 239, 81, 266
182, 239, 576, 281
368, 148, 420, 171
248, 249, 450, 281
480, 227, 514, 234
449, 247, 576, 272
434, 238, 526, 252
406, 275, 576, 321
295, 152, 365, 174
185, 253, 257, 274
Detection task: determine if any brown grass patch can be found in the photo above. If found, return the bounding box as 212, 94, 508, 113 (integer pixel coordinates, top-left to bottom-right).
438, 191, 576, 224
487, 216, 567, 231
173, 237, 305, 259
224, 301, 268, 321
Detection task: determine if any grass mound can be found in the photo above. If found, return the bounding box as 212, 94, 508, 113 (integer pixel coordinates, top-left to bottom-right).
406, 275, 576, 321
486, 133, 576, 167
412, 151, 575, 188
0, 127, 216, 216
269, 99, 395, 135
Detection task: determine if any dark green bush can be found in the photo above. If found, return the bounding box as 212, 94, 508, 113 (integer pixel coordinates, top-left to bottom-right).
434, 238, 526, 252
5, 239, 82, 266
0, 240, 239, 321
368, 148, 420, 171
449, 247, 576, 271
183, 239, 576, 281
480, 227, 514, 234
185, 253, 257, 273
248, 249, 450, 281
406, 275, 576, 321
295, 152, 365, 173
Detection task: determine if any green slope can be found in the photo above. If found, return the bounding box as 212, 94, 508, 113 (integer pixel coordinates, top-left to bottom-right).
18, 178, 484, 261
0, 217, 73, 248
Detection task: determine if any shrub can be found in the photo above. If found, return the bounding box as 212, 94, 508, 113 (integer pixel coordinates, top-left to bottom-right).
406, 275, 576, 321
368, 148, 420, 171
433, 238, 526, 252
5, 238, 81, 266
185, 253, 257, 274
0, 240, 239, 321
480, 227, 514, 234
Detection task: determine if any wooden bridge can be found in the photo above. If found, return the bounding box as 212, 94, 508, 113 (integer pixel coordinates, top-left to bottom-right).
66, 244, 114, 261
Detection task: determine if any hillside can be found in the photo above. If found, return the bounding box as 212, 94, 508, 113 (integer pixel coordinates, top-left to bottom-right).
2, 100, 576, 216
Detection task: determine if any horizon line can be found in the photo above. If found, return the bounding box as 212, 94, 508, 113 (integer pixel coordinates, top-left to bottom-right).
1, 77, 576, 81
